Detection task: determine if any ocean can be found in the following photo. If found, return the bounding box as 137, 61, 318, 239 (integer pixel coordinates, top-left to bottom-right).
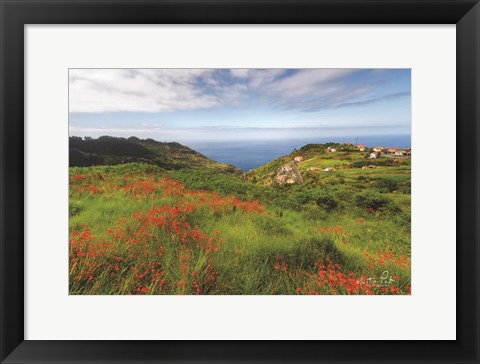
187, 135, 411, 172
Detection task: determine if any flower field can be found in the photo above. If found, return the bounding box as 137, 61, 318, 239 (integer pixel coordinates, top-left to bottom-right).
69, 163, 411, 295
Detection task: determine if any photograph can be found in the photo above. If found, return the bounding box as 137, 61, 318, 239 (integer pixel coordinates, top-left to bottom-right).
2, 0, 478, 360
68, 68, 411, 295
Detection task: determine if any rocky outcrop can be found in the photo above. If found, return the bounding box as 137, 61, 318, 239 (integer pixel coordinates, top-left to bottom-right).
275, 161, 303, 185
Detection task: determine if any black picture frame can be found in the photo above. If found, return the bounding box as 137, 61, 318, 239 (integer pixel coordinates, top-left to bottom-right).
1, 0, 479, 363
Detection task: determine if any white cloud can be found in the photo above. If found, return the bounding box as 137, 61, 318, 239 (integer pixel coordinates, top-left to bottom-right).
267, 69, 357, 98
247, 69, 285, 88
69, 69, 219, 113
69, 68, 406, 114
229, 69, 250, 78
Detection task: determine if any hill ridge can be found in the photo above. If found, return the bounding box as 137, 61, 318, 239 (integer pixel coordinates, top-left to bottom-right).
69, 135, 241, 174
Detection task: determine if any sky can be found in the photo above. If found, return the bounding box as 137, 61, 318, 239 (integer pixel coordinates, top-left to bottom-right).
69, 68, 411, 143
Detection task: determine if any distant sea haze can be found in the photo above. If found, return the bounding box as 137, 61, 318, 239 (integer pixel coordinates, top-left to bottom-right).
188, 135, 411, 171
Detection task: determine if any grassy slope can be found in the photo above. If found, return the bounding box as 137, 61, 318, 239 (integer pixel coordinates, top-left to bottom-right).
69, 147, 411, 295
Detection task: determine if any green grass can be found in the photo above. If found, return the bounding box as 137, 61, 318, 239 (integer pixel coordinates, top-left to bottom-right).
69, 151, 411, 295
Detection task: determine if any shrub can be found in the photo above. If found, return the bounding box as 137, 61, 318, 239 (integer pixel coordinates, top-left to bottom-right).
302, 204, 328, 220
354, 191, 399, 213
69, 202, 82, 217
375, 178, 399, 193
401, 186, 411, 194
255, 215, 292, 236
313, 191, 339, 212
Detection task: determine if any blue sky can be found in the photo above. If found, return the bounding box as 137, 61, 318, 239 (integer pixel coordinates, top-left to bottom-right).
69, 68, 411, 143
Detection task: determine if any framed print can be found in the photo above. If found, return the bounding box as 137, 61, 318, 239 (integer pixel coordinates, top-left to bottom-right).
1, 0, 479, 363
66, 67, 413, 297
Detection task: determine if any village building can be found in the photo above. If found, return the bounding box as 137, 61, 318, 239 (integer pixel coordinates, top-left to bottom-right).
369, 152, 380, 159
372, 147, 383, 152
294, 156, 303, 163
357, 144, 366, 152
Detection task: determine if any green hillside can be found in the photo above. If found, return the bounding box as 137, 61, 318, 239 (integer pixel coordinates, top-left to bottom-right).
246, 142, 411, 193
69, 136, 240, 174
69, 141, 411, 295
